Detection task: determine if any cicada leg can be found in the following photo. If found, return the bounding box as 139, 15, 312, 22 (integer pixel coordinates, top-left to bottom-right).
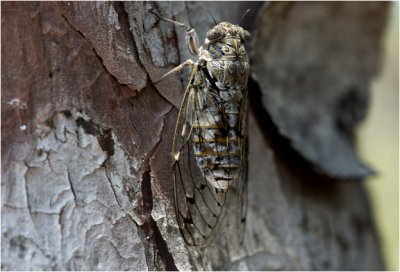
150, 11, 199, 55
158, 59, 195, 82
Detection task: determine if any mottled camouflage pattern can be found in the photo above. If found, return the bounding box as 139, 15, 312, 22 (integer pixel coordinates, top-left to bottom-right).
172, 22, 250, 246
192, 22, 249, 193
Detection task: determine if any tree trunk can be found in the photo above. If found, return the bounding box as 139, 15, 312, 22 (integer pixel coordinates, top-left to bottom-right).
1, 1, 388, 270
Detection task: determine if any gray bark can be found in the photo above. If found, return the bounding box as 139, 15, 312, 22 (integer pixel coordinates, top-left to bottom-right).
1, 1, 388, 270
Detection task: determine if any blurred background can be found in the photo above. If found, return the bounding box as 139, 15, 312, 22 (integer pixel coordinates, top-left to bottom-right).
358, 2, 399, 270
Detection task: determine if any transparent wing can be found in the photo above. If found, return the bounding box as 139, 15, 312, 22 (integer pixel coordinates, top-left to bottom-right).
172, 69, 231, 246
236, 86, 249, 245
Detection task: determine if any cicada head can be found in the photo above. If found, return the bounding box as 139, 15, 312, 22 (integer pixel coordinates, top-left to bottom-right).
206, 22, 250, 43
205, 22, 250, 59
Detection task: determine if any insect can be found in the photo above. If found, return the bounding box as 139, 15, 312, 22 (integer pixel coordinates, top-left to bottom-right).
154, 11, 250, 246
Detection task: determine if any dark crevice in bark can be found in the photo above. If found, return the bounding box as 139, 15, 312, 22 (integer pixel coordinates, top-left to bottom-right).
141, 170, 153, 214
75, 117, 115, 157
113, 2, 145, 75
97, 128, 115, 157
61, 14, 86, 42
90, 46, 132, 90
22, 162, 33, 216
141, 169, 178, 271
140, 115, 176, 270
66, 168, 77, 202
61, 14, 132, 90
60, 109, 72, 118
76, 117, 99, 136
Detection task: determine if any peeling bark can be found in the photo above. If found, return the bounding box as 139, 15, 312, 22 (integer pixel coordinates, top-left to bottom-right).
2, 1, 388, 270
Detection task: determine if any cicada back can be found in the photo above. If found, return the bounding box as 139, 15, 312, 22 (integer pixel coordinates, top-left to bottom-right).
171, 20, 250, 246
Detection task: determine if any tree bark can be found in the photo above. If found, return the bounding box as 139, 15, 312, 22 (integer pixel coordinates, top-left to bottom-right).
1, 1, 388, 270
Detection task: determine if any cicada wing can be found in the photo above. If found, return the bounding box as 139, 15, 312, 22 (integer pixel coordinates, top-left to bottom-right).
236, 86, 249, 245
172, 70, 230, 246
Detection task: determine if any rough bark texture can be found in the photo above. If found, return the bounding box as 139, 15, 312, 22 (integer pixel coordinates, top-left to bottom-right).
1, 1, 388, 270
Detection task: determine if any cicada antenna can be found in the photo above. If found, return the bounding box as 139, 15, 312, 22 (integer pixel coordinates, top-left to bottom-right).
199, 3, 217, 25
150, 10, 193, 32
150, 10, 199, 55
237, 9, 251, 26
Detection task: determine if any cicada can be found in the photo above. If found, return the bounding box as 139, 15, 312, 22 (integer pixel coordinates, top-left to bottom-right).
156, 12, 250, 246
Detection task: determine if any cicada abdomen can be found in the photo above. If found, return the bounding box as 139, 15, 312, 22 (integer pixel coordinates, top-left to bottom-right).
166, 17, 250, 246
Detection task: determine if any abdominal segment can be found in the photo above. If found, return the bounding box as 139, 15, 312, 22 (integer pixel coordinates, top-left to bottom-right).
192, 108, 241, 194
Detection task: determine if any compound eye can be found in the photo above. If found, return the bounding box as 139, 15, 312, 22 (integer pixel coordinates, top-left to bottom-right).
241, 30, 251, 42
206, 28, 225, 42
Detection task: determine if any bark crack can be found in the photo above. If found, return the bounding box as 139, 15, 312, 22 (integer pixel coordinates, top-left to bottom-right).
103, 165, 141, 228
61, 14, 129, 88
22, 161, 34, 219
139, 116, 177, 271
141, 169, 177, 271
66, 168, 77, 202
112, 2, 145, 74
